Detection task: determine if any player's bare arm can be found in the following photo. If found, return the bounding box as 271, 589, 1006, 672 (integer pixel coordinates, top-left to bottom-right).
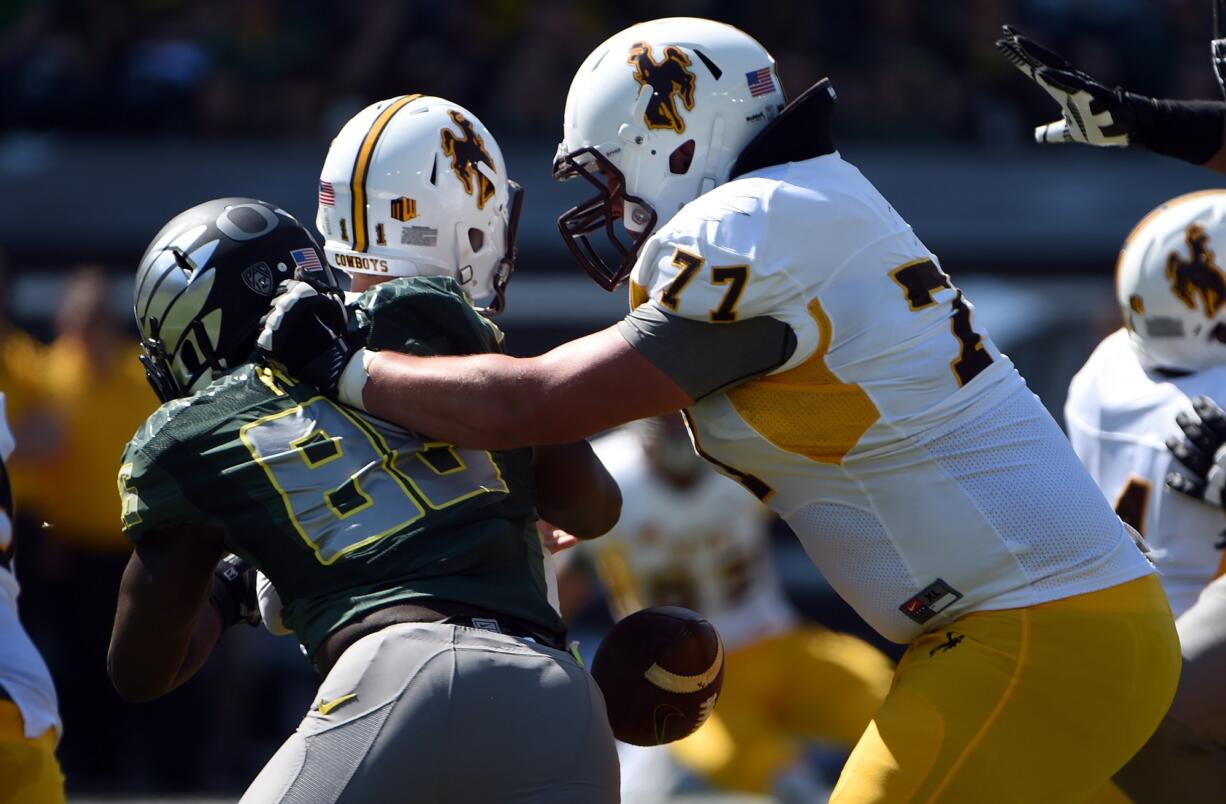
108, 524, 225, 702
362, 328, 691, 448
533, 440, 622, 538
262, 308, 693, 449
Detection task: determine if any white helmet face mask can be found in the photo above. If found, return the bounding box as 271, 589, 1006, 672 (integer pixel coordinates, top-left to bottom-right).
1117, 190, 1226, 373
554, 17, 785, 290
318, 95, 522, 313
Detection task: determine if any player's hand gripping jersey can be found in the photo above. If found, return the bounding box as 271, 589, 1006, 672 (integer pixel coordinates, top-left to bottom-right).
118, 277, 564, 656
1067, 329, 1226, 617
624, 153, 1153, 643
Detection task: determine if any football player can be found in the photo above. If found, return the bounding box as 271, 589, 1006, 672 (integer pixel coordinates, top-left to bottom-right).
260, 18, 1179, 802
108, 138, 621, 802
997, 23, 1226, 174
561, 414, 893, 801
0, 393, 64, 802
1068, 191, 1226, 804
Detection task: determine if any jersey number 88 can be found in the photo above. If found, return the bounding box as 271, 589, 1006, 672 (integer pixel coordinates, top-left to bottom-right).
241, 397, 507, 564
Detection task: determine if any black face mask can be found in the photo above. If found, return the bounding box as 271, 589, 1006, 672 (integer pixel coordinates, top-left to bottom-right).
553, 147, 657, 291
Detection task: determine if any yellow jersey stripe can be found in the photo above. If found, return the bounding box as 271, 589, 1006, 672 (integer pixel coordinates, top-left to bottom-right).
350, 94, 419, 252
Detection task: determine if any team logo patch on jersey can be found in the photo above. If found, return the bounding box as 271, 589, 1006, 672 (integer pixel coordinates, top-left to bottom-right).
440, 111, 496, 210
627, 42, 697, 134
899, 579, 963, 625
390, 196, 417, 222
1167, 224, 1226, 318
241, 262, 275, 296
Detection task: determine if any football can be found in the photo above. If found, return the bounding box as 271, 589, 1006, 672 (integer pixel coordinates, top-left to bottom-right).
590, 605, 725, 746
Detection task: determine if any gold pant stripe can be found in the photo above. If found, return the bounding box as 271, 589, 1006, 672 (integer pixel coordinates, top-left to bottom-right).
350, 94, 420, 252
921, 609, 1030, 804
830, 574, 1179, 803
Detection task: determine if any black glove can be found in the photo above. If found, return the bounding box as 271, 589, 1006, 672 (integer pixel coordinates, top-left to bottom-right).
257, 276, 360, 398
996, 24, 1134, 146
209, 554, 261, 629
997, 24, 1225, 164
1166, 395, 1226, 516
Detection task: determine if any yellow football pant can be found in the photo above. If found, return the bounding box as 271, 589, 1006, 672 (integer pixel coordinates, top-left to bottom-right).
830, 574, 1179, 804
670, 625, 894, 792
0, 701, 65, 804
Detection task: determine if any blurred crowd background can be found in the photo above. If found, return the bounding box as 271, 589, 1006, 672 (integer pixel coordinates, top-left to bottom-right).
1, 0, 1219, 141
1, 0, 1224, 797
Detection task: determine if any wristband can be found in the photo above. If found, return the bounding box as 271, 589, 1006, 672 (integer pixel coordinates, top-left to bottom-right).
337, 348, 372, 410
1128, 95, 1226, 165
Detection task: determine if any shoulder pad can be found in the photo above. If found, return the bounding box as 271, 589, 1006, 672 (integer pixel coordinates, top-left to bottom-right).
118, 432, 206, 543
628, 178, 797, 324
355, 276, 504, 357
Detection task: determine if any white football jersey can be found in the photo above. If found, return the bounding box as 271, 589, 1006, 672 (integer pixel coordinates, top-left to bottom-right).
0, 393, 61, 739
585, 428, 795, 650
628, 153, 1153, 643
1067, 329, 1226, 617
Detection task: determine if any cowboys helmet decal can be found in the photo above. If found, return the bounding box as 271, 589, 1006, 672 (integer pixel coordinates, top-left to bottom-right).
1167, 224, 1226, 318
440, 111, 496, 210
627, 42, 697, 134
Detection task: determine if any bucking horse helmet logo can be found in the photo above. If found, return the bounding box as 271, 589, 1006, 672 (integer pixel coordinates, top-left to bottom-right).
440, 111, 496, 210
627, 42, 697, 134
1167, 224, 1226, 318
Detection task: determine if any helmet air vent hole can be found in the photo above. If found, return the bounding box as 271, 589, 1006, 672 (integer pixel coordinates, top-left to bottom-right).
170, 247, 195, 275
180, 341, 201, 374
430, 155, 438, 185
468, 228, 484, 252
693, 49, 722, 80
669, 140, 696, 175
1211, 322, 1226, 344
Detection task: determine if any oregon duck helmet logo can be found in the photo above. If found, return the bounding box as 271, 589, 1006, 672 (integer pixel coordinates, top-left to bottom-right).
440, 111, 496, 210
1167, 224, 1226, 318
627, 42, 697, 134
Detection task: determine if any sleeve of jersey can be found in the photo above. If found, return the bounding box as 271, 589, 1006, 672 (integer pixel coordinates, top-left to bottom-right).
356, 276, 504, 357
618, 230, 797, 400
117, 443, 211, 545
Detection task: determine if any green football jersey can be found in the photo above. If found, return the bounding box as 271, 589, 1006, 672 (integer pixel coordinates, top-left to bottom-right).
118, 277, 563, 656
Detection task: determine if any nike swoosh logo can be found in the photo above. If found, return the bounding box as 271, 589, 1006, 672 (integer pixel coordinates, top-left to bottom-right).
317, 693, 357, 716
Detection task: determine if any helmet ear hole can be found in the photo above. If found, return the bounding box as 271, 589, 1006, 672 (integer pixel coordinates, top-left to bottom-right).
468, 227, 485, 252
669, 140, 696, 175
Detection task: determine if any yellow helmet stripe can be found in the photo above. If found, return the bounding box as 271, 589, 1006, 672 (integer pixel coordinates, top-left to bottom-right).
350, 94, 420, 252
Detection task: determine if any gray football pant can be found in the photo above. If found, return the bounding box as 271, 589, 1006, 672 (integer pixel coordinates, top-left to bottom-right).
241, 622, 620, 804
1114, 574, 1226, 804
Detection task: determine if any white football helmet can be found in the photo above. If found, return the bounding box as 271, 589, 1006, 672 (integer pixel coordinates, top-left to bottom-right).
318, 95, 522, 312
1117, 190, 1226, 372
554, 17, 785, 289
